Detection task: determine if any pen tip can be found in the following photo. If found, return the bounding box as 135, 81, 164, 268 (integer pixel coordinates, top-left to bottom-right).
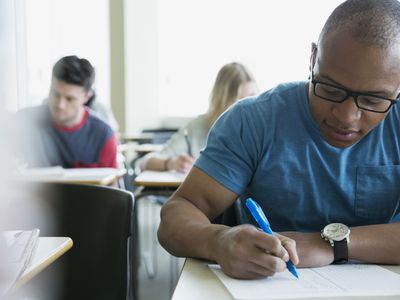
287, 263, 299, 279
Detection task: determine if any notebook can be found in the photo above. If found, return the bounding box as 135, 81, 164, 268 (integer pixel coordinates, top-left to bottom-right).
5, 229, 40, 275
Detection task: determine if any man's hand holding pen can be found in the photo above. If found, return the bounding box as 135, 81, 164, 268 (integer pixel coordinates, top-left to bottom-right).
210, 224, 299, 279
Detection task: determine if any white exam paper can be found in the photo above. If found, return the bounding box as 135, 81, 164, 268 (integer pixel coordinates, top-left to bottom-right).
209, 264, 400, 299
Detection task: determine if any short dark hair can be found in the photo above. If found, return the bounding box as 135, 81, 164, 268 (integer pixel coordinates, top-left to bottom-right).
320, 0, 400, 48
52, 56, 95, 92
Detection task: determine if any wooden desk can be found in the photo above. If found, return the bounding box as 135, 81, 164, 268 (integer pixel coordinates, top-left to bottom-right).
133, 143, 164, 155
172, 258, 400, 300
16, 167, 126, 186
134, 170, 185, 188
14, 237, 73, 289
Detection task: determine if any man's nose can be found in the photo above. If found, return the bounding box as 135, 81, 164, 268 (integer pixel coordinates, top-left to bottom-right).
55, 97, 67, 109
332, 96, 361, 125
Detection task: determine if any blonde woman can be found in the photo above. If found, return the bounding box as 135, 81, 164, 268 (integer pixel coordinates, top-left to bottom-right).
139, 62, 258, 173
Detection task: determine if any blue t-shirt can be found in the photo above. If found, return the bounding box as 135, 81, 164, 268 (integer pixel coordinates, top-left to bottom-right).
195, 82, 400, 232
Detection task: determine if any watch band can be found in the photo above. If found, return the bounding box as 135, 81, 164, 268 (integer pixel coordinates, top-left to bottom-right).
333, 239, 348, 264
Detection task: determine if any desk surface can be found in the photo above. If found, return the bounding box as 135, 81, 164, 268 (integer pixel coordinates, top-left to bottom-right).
134, 170, 186, 188
17, 167, 126, 186
172, 258, 400, 300
16, 237, 73, 288
133, 143, 164, 155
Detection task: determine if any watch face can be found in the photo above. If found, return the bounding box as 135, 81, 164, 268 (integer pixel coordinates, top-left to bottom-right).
323, 223, 350, 241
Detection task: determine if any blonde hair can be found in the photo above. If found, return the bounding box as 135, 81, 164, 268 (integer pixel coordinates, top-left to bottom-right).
207, 62, 255, 127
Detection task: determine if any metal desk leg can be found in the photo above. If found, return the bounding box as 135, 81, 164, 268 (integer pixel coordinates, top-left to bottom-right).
135, 190, 173, 279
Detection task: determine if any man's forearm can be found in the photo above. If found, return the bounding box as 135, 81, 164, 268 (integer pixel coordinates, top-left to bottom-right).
158, 197, 228, 261
349, 222, 400, 264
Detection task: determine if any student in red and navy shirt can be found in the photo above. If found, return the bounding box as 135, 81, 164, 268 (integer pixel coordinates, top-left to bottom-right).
17, 56, 118, 168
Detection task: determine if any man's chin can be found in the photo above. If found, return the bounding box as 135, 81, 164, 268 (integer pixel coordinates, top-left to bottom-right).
320, 122, 362, 148
50, 113, 69, 126
322, 132, 361, 148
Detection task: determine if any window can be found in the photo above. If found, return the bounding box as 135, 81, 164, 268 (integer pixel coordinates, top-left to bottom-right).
158, 0, 345, 117
24, 0, 110, 108
0, 0, 20, 111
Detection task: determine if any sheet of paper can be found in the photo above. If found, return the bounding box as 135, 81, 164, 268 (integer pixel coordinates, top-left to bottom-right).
0, 229, 40, 297
209, 264, 400, 299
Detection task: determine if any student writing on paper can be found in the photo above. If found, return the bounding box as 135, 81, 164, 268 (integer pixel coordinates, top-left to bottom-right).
158, 0, 400, 280
16, 56, 118, 168
138, 62, 258, 173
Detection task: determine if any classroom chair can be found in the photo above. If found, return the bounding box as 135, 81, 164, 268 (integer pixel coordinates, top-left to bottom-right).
141, 127, 178, 144
213, 197, 253, 226
17, 182, 138, 300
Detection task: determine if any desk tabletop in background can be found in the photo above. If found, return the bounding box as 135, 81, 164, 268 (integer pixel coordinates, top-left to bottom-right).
134, 170, 186, 188
133, 143, 164, 155
16, 167, 126, 186
172, 258, 400, 300
118, 142, 164, 154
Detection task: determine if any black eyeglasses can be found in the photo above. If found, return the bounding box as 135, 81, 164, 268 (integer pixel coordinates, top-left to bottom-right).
311, 71, 399, 113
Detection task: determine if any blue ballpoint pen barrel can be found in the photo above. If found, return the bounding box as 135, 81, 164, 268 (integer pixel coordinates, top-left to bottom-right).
245, 198, 299, 279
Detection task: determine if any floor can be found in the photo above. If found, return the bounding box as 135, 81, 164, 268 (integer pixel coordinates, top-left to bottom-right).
137, 196, 184, 300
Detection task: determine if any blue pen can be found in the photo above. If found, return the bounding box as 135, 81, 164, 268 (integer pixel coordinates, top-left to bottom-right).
245, 197, 299, 279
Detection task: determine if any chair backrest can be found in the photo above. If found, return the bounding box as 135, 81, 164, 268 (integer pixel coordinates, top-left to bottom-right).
21, 183, 137, 300
141, 127, 178, 144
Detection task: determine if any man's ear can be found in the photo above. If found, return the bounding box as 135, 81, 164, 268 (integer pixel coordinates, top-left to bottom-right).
84, 89, 94, 105
309, 43, 318, 72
